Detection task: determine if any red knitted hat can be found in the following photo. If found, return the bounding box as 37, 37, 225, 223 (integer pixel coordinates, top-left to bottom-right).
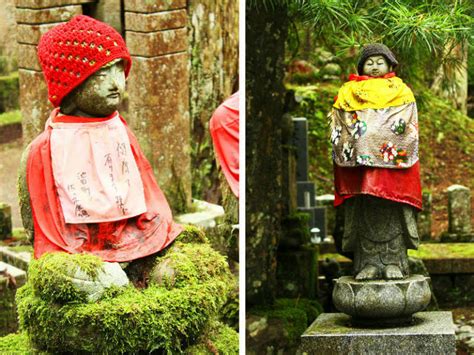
37, 15, 132, 107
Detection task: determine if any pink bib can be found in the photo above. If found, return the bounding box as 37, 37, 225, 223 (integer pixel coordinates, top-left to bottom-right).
49, 113, 147, 223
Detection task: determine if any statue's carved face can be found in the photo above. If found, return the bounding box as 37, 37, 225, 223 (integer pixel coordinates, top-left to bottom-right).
362, 55, 390, 77
60, 59, 126, 117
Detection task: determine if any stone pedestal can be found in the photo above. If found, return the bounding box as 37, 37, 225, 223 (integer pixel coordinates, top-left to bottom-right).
301, 312, 456, 355
332, 275, 431, 325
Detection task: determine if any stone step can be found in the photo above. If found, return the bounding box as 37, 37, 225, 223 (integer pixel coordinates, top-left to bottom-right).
175, 199, 225, 229
0, 261, 27, 287
0, 247, 32, 272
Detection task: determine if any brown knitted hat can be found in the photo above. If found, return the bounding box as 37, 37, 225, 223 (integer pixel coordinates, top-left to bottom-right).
357, 44, 398, 75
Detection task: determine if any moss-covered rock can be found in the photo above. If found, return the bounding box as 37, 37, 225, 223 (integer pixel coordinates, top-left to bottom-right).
0, 332, 39, 354
27, 253, 104, 304
16, 236, 237, 353
150, 241, 230, 289
185, 320, 239, 354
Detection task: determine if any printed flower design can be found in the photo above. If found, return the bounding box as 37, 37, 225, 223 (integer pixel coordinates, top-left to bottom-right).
331, 125, 342, 145
380, 142, 409, 167
391, 118, 406, 135
349, 112, 367, 140
356, 155, 374, 166
342, 142, 354, 162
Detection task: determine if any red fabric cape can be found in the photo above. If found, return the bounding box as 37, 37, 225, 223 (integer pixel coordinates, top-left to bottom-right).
210, 91, 239, 197
28, 110, 182, 262
333, 72, 422, 210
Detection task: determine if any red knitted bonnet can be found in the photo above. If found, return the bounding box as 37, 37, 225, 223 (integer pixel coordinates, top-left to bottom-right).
37, 15, 131, 107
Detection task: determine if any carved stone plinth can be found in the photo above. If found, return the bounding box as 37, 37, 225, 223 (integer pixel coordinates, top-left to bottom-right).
333, 275, 431, 326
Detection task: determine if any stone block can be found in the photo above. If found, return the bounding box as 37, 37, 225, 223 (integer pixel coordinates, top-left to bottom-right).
126, 28, 187, 57
175, 199, 225, 229
19, 69, 53, 144
15, 0, 94, 9
0, 262, 27, 336
417, 191, 432, 241
123, 0, 186, 13
125, 10, 187, 32
15, 5, 82, 24
17, 23, 59, 45
316, 194, 336, 236
18, 44, 41, 70
86, 0, 122, 34
0, 204, 12, 240
301, 312, 456, 355
0, 246, 32, 271
127, 53, 191, 212
447, 184, 471, 234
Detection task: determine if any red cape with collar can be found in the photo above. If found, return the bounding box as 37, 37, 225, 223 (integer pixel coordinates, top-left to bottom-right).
334, 73, 422, 210
28, 109, 182, 262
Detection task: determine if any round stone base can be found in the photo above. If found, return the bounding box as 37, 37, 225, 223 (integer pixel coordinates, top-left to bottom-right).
332, 275, 431, 326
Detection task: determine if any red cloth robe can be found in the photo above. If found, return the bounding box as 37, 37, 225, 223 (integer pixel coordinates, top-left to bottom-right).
333, 73, 422, 210
28, 109, 182, 261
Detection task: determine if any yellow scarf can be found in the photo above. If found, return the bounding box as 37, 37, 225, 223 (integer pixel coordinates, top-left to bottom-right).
334, 76, 415, 112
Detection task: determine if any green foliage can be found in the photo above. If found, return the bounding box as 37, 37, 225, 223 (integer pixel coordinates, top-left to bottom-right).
274, 298, 323, 324
27, 252, 104, 304
0, 110, 21, 126
0, 72, 19, 113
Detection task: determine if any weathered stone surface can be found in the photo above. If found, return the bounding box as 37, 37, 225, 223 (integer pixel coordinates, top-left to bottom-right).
333, 275, 431, 324
127, 53, 191, 212
125, 10, 187, 32
188, 0, 239, 202
123, 0, 186, 13
15, 0, 94, 9
447, 184, 471, 234
19, 69, 53, 145
0, 246, 32, 271
126, 28, 187, 57
15, 5, 81, 24
0, 0, 18, 72
17, 23, 58, 44
0, 203, 12, 240
175, 199, 224, 229
86, 0, 121, 34
17, 43, 40, 70
417, 191, 432, 241
71, 262, 129, 302
0, 262, 27, 336
301, 312, 456, 355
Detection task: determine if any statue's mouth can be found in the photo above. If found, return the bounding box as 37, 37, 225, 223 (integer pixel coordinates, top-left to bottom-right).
107, 92, 120, 99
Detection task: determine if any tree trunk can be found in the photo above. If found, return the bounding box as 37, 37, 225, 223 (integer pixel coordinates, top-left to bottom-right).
246, 3, 288, 307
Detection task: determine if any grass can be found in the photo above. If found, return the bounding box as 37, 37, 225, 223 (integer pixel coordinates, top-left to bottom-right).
0, 110, 21, 126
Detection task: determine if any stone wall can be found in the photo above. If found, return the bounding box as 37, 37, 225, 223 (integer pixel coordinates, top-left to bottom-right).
188, 1, 239, 201
125, 0, 191, 213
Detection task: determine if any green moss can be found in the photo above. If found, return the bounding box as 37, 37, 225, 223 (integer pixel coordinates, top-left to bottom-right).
151, 241, 230, 289
0, 109, 21, 126
282, 212, 311, 245
17, 277, 231, 353
7, 245, 33, 253
174, 224, 209, 244
274, 298, 323, 324
408, 243, 474, 259
28, 252, 104, 304
185, 320, 239, 354
0, 332, 42, 354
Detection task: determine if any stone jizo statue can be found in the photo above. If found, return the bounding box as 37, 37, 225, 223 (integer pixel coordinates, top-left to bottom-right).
19, 15, 182, 264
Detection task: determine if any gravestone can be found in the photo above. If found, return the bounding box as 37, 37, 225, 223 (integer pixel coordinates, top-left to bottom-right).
292, 117, 326, 240
0, 203, 12, 240
417, 191, 432, 241
441, 185, 473, 242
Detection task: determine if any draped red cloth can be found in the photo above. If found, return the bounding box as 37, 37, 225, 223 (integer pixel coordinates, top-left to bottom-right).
28, 109, 182, 261
333, 73, 422, 210
210, 91, 239, 197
